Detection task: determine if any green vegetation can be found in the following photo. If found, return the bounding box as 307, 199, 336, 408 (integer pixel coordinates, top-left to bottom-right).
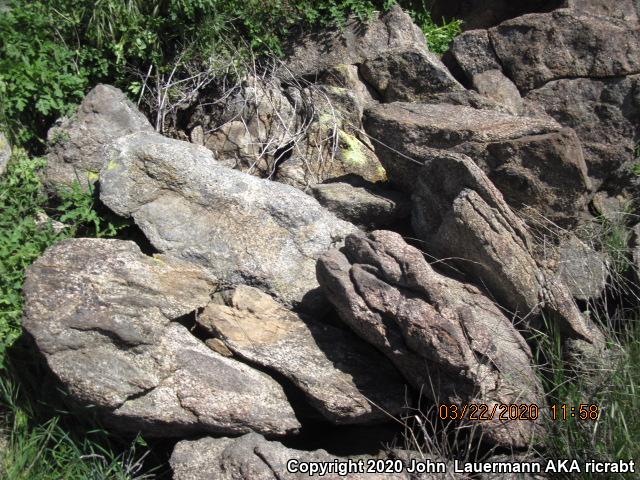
536, 320, 640, 479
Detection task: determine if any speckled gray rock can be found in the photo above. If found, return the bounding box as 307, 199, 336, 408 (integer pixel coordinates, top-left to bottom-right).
411, 151, 604, 344
99, 131, 357, 310
317, 230, 547, 448
489, 10, 640, 92
171, 433, 415, 480
311, 180, 410, 229
44, 84, 153, 191
0, 131, 10, 176
359, 47, 463, 102
22, 239, 301, 437
562, 0, 638, 20
197, 285, 407, 425
364, 102, 590, 227
283, 5, 427, 78
558, 236, 609, 301
524, 75, 640, 186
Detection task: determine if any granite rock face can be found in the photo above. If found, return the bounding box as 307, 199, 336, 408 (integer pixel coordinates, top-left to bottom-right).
22, 239, 301, 437
99, 131, 357, 310
489, 10, 640, 92
364, 102, 591, 226
283, 5, 427, 78
44, 84, 153, 192
411, 152, 603, 344
317, 230, 547, 447
197, 285, 407, 425
170, 433, 459, 480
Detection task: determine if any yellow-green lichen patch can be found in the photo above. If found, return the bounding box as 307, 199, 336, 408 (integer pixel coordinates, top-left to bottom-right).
87, 171, 100, 182
338, 130, 368, 166
106, 159, 120, 172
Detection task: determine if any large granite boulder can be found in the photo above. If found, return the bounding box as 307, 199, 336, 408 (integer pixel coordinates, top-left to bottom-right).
364, 102, 591, 227
171, 433, 416, 480
317, 230, 547, 448
311, 179, 410, 229
197, 285, 407, 425
99, 131, 357, 310
44, 84, 153, 192
22, 239, 301, 437
489, 10, 640, 92
411, 151, 603, 344
557, 235, 609, 301
283, 5, 427, 78
524, 75, 640, 186
359, 47, 464, 102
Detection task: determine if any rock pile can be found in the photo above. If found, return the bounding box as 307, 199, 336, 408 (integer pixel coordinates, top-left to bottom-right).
25, 1, 638, 477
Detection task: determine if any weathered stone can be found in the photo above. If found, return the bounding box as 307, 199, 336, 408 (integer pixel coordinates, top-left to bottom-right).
22, 239, 301, 437
489, 10, 640, 92
44, 84, 153, 191
411, 151, 603, 344
558, 235, 609, 301
319, 64, 379, 106
471, 70, 523, 114
364, 102, 590, 226
283, 6, 427, 78
524, 75, 640, 185
359, 47, 463, 102
202, 76, 298, 177
311, 179, 410, 229
562, 0, 639, 20
449, 29, 502, 78
0, 131, 10, 176
317, 230, 547, 448
277, 85, 387, 189
171, 433, 412, 480
99, 132, 357, 310
197, 285, 407, 425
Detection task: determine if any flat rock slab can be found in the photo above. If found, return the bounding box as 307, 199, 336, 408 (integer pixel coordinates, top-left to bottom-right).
99, 131, 357, 311
317, 230, 546, 448
0, 131, 10, 176
45, 84, 153, 192
171, 433, 419, 480
489, 10, 640, 92
198, 285, 407, 425
364, 102, 590, 227
22, 239, 301, 437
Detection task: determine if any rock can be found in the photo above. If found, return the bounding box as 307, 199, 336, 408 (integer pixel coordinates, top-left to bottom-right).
44, 84, 153, 192
558, 235, 609, 301
317, 230, 547, 448
197, 285, 407, 425
311, 179, 410, 229
283, 6, 427, 78
591, 191, 631, 224
0, 131, 10, 176
562, 0, 639, 20
469, 70, 522, 114
319, 64, 379, 106
489, 10, 640, 92
201, 76, 298, 177
364, 102, 590, 226
171, 433, 412, 480
22, 239, 301, 437
524, 75, 640, 186
411, 151, 603, 344
276, 85, 387, 189
99, 131, 357, 310
359, 47, 464, 102
430, 0, 561, 30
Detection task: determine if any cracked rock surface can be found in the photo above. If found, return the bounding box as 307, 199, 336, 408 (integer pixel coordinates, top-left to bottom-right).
99, 131, 357, 310
22, 238, 301, 437
197, 285, 407, 425
317, 230, 546, 447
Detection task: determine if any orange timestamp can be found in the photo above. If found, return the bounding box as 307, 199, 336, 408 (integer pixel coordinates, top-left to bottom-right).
550, 403, 600, 421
